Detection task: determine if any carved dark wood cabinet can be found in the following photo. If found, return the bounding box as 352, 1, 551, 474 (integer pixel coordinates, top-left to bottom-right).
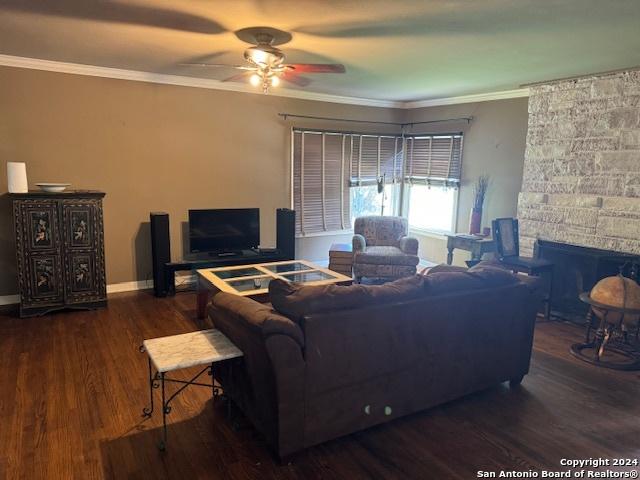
11, 191, 107, 317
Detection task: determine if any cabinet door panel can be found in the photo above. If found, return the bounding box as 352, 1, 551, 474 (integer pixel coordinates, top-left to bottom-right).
62, 199, 106, 303
19, 201, 60, 251
65, 252, 100, 303
23, 254, 65, 307
62, 202, 95, 249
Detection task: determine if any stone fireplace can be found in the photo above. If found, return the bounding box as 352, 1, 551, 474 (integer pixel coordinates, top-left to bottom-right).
517, 70, 640, 319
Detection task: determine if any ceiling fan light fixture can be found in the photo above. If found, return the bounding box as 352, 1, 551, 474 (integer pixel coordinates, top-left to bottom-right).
249, 73, 261, 87
244, 46, 283, 67
186, 26, 345, 94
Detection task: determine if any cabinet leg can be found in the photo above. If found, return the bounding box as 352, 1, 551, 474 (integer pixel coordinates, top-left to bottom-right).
446, 247, 454, 265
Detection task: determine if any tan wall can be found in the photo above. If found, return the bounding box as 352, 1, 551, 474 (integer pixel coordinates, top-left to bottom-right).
404, 98, 529, 265
0, 67, 528, 296
0, 66, 403, 295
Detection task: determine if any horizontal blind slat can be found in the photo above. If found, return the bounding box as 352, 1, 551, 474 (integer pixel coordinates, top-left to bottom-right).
293, 129, 463, 234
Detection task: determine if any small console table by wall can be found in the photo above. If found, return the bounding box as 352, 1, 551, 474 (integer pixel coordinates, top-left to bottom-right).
445, 234, 495, 265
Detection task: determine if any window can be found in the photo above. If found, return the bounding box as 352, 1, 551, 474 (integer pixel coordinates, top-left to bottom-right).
292, 129, 463, 236
292, 131, 350, 235
350, 184, 398, 224
405, 135, 463, 234
292, 130, 403, 235
407, 185, 457, 233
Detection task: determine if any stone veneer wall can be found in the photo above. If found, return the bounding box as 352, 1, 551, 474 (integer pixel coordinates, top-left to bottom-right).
517, 70, 640, 257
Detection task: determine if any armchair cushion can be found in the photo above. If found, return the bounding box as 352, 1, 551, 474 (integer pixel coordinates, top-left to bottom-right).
355, 246, 419, 266
354, 216, 408, 247
399, 236, 419, 255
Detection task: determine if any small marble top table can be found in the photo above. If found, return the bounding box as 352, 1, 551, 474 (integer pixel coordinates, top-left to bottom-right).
140, 329, 243, 450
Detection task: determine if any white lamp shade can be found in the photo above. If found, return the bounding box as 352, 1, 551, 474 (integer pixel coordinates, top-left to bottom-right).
7, 162, 28, 193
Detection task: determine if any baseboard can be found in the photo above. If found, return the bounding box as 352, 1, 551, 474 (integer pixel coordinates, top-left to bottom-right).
0, 294, 20, 306
0, 279, 155, 306
106, 280, 154, 294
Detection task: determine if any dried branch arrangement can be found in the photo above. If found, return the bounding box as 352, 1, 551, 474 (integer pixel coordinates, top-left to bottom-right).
473, 175, 490, 210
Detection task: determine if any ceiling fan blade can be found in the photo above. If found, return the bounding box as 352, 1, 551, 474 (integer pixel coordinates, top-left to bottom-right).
222, 72, 251, 83
280, 72, 311, 87
180, 63, 255, 70
286, 64, 346, 73
0, 0, 226, 34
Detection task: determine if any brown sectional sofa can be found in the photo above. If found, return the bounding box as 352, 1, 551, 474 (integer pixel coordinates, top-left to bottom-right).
208, 263, 542, 458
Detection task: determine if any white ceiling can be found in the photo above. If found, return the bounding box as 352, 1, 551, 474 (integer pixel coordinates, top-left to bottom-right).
1, 0, 639, 102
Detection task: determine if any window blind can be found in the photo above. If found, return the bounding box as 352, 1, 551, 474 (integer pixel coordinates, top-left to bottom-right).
405, 134, 463, 187
292, 129, 463, 235
292, 130, 351, 235
349, 135, 403, 187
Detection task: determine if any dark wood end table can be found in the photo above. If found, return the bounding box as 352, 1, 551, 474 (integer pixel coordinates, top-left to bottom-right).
445, 234, 496, 265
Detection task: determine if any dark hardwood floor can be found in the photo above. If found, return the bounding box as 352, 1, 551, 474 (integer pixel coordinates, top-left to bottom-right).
0, 290, 638, 479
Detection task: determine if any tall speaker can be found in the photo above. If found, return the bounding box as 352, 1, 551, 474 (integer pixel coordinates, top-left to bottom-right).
150, 212, 171, 297
276, 208, 295, 260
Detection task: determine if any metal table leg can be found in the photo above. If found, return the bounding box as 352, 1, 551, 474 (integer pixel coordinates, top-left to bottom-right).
159, 372, 167, 451
140, 343, 241, 451
143, 357, 155, 417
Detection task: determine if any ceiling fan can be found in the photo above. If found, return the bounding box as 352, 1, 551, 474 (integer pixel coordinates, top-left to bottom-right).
182, 27, 346, 93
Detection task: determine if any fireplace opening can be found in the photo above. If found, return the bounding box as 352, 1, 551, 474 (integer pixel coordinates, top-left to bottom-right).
535, 240, 640, 322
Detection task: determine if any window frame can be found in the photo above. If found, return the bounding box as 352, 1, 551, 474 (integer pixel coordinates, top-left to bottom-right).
349, 182, 402, 226
291, 128, 463, 238
403, 183, 460, 237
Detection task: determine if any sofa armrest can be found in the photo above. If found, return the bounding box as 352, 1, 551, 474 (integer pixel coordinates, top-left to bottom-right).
211, 292, 304, 347
209, 293, 306, 457
264, 335, 306, 458
353, 234, 366, 253
399, 235, 419, 255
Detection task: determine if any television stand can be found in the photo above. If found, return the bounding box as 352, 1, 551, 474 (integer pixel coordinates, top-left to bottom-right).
160, 249, 290, 297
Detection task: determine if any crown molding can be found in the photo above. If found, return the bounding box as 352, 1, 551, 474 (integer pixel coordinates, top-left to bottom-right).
403, 88, 530, 108
0, 54, 529, 108
0, 54, 403, 108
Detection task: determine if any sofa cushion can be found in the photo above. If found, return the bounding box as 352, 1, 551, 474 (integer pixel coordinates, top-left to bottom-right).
355, 246, 420, 266
268, 275, 425, 321
424, 261, 519, 296
211, 292, 305, 347
420, 264, 468, 275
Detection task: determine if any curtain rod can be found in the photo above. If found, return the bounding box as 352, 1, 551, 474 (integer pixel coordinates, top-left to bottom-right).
291, 127, 464, 137
278, 113, 472, 127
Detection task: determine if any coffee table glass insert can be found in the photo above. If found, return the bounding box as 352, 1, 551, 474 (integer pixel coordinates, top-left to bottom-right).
214, 267, 263, 280
197, 260, 352, 297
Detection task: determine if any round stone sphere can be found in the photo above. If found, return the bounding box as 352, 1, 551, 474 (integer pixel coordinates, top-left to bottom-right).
591, 275, 640, 326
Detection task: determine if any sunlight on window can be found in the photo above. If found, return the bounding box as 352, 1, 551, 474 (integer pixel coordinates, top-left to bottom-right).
350, 185, 396, 225
408, 185, 456, 233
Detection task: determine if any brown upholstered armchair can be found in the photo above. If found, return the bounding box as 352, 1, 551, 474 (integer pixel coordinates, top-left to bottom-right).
352, 216, 420, 282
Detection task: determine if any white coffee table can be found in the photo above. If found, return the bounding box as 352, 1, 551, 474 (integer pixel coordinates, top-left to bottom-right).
140, 329, 243, 450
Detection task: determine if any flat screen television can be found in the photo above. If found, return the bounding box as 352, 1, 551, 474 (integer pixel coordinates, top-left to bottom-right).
189, 208, 260, 253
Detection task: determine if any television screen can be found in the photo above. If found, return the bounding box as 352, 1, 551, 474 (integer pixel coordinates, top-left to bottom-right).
189, 208, 260, 253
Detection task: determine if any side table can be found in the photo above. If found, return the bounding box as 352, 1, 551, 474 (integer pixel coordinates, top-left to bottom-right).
445, 234, 495, 265
329, 243, 354, 277
140, 329, 243, 450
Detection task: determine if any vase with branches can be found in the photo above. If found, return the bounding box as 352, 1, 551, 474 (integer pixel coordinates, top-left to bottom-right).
469, 175, 489, 235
